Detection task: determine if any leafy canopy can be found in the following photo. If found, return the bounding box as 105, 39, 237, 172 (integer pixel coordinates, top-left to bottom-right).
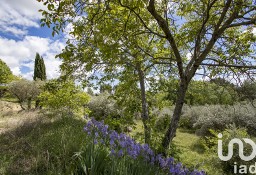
33, 53, 46, 81
0, 59, 14, 84
39, 80, 90, 114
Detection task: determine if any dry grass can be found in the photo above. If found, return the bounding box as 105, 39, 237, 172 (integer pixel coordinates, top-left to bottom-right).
0, 100, 87, 175
0, 100, 41, 134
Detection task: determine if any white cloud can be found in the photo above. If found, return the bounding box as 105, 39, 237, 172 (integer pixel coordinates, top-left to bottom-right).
1, 26, 28, 36
0, 0, 67, 80
0, 0, 46, 37
0, 36, 65, 80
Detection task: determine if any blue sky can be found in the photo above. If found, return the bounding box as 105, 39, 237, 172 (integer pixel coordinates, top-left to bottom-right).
0, 0, 66, 80
1, 0, 255, 82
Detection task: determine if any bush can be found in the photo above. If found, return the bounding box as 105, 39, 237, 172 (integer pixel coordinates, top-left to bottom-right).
87, 93, 135, 132
39, 80, 90, 115
87, 92, 122, 120
179, 103, 256, 137
152, 107, 173, 133
0, 86, 8, 98
203, 126, 256, 174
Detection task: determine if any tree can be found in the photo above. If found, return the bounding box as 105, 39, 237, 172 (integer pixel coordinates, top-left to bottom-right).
33, 53, 46, 81
9, 80, 43, 110
39, 80, 90, 115
0, 59, 15, 98
100, 84, 113, 94
40, 0, 256, 151
44, 2, 170, 144
0, 59, 13, 84
87, 87, 94, 96
33, 53, 46, 108
162, 78, 238, 105
236, 79, 256, 102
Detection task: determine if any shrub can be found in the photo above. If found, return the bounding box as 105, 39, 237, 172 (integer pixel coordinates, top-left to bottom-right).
87, 92, 122, 120
87, 93, 135, 132
39, 80, 90, 115
203, 126, 256, 174
0, 86, 8, 98
179, 103, 256, 137
0, 59, 14, 84
152, 107, 173, 133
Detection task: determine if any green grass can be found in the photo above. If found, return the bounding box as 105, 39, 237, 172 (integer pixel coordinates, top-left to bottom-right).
0, 102, 222, 175
173, 129, 223, 175
0, 115, 87, 175
131, 121, 223, 175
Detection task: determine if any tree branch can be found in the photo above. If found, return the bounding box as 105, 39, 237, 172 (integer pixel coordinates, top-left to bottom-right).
147, 0, 184, 79
186, 0, 217, 76
201, 63, 256, 69
227, 20, 256, 28
118, 0, 165, 38
187, 0, 240, 81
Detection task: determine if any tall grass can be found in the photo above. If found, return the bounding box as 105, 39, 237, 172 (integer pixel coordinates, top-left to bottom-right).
0, 115, 87, 174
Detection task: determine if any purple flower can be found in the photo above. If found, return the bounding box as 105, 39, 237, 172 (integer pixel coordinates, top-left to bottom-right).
118, 149, 124, 157
83, 119, 206, 175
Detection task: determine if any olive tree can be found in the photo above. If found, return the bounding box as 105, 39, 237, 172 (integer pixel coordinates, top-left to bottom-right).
9, 80, 43, 110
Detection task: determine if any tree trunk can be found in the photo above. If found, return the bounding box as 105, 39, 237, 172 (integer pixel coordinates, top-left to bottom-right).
161, 81, 188, 151
19, 101, 26, 110
35, 99, 41, 109
27, 98, 32, 110
137, 64, 151, 144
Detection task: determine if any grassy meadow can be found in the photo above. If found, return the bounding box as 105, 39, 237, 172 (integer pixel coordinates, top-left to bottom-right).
0, 99, 226, 175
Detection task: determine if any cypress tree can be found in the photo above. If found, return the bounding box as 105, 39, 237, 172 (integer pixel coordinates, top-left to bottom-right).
33, 53, 46, 81
40, 56, 46, 80
33, 53, 46, 109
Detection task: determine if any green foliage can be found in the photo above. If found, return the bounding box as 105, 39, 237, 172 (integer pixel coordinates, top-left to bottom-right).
87, 92, 121, 119
39, 80, 90, 115
152, 107, 173, 133
72, 138, 167, 175
8, 80, 43, 110
72, 142, 110, 174
113, 79, 142, 119
87, 92, 134, 132
163, 79, 238, 105
33, 53, 46, 81
203, 127, 255, 174
179, 103, 256, 137
0, 86, 8, 98
100, 84, 112, 94
0, 59, 14, 84
86, 87, 94, 96
39, 0, 256, 150
236, 79, 256, 101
